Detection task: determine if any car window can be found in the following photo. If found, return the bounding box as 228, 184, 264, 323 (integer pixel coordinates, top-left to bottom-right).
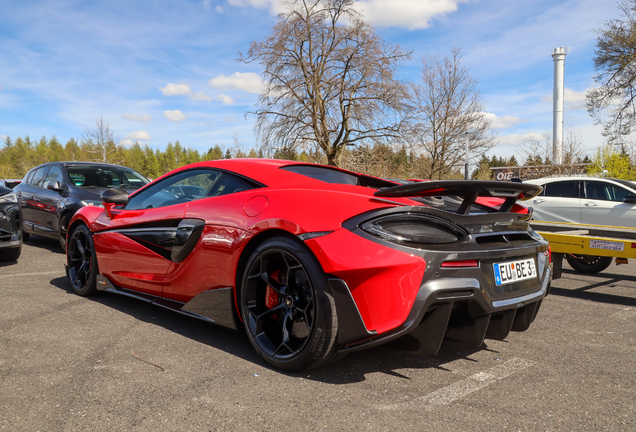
43, 165, 64, 186
585, 181, 632, 202
29, 166, 50, 187
65, 165, 149, 189
281, 165, 359, 185
544, 181, 578, 198
126, 169, 221, 210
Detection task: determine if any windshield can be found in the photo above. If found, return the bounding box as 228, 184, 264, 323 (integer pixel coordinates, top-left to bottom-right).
66, 165, 149, 190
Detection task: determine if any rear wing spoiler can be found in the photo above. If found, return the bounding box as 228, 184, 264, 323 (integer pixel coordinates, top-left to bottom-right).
374, 180, 543, 214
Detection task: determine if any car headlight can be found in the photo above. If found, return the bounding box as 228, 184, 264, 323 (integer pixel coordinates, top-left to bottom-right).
0, 193, 17, 204
80, 200, 104, 208
360, 214, 466, 247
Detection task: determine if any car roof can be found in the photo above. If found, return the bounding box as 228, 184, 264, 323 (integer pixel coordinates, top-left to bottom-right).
162, 159, 375, 189
29, 161, 134, 170
526, 176, 628, 183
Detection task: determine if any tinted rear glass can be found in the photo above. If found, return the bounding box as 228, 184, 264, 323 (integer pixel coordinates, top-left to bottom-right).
66, 165, 149, 189
281, 165, 359, 185
544, 181, 578, 198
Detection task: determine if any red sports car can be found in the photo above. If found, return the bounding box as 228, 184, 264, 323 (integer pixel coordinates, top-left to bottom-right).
65, 159, 551, 371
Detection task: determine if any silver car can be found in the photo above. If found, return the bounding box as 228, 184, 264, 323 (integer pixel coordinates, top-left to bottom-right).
525, 176, 636, 228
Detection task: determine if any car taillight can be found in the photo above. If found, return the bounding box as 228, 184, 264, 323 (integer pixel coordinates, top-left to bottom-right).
360, 214, 465, 247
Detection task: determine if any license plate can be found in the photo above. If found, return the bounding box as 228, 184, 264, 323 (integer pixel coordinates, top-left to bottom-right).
493, 258, 537, 286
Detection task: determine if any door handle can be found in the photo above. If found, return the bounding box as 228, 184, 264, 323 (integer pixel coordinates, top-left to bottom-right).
584, 202, 599, 206
533, 198, 545, 203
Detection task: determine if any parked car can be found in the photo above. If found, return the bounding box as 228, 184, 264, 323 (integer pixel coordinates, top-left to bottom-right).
524, 176, 636, 273
0, 184, 23, 261
14, 162, 149, 249
525, 176, 636, 226
0, 179, 22, 189
65, 159, 551, 371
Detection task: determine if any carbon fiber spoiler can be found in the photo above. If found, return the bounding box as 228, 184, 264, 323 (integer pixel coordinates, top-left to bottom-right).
374, 180, 542, 214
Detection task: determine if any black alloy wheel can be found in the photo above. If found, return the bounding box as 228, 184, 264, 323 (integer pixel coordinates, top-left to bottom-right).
241, 236, 338, 371
566, 254, 613, 274
67, 224, 98, 296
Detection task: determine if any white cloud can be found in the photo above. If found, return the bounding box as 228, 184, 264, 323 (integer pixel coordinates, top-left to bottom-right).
354, 0, 469, 30
160, 83, 192, 97
498, 133, 543, 147
228, 0, 467, 29
159, 83, 211, 102
208, 72, 264, 94
122, 113, 152, 122
164, 109, 187, 122
541, 87, 590, 111
0, 134, 7, 141
202, 0, 213, 10
191, 91, 213, 102
228, 0, 286, 14
481, 112, 525, 129
125, 131, 152, 141
216, 5, 224, 13
216, 94, 235, 105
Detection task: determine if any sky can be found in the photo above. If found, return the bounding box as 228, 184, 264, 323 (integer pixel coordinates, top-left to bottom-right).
0, 0, 623, 161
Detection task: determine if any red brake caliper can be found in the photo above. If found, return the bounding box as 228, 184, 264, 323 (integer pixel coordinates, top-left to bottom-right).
265, 270, 281, 314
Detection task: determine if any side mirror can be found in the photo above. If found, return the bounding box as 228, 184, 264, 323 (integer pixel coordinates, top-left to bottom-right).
46, 181, 63, 192
624, 195, 636, 204
101, 188, 129, 219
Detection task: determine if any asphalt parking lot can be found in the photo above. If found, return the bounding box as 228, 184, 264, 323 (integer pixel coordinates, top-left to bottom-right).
1, 236, 634, 431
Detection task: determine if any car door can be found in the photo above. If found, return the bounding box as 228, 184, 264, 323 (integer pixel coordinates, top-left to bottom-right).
19, 165, 50, 233
33, 164, 66, 237
161, 171, 259, 303
93, 169, 221, 297
581, 180, 636, 228
530, 180, 581, 223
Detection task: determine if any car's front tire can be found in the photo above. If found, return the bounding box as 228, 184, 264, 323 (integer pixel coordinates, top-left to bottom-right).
0, 246, 21, 262
240, 236, 338, 371
566, 254, 613, 274
67, 224, 98, 296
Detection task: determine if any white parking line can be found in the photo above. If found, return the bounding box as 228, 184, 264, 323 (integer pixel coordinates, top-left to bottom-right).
381, 357, 535, 410
0, 271, 64, 279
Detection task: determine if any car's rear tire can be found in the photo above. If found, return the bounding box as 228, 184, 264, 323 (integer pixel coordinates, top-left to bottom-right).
0, 246, 21, 262
566, 254, 613, 274
59, 214, 70, 251
240, 236, 338, 371
67, 224, 98, 296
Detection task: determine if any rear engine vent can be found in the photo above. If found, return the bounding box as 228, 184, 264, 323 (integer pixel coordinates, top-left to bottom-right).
475, 233, 533, 246
361, 214, 466, 248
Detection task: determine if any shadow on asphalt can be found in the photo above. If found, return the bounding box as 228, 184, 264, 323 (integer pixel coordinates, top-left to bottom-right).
23, 234, 64, 254
550, 269, 636, 307
49, 275, 492, 384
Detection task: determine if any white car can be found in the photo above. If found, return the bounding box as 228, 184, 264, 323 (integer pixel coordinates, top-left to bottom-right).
524, 176, 636, 273
525, 176, 636, 228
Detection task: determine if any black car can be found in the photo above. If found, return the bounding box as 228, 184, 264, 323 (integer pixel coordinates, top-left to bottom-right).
0, 185, 22, 261
0, 179, 22, 189
14, 162, 149, 249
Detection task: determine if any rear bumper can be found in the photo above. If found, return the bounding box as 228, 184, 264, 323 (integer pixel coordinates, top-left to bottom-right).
338, 265, 550, 354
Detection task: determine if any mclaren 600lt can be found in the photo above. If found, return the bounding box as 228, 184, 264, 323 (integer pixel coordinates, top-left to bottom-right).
65, 159, 551, 371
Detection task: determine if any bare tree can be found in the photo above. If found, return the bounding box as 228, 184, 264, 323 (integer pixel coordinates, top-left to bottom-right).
239, 0, 412, 166
518, 132, 553, 166
518, 129, 587, 166
82, 115, 122, 164
408, 47, 497, 180
586, 0, 636, 138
